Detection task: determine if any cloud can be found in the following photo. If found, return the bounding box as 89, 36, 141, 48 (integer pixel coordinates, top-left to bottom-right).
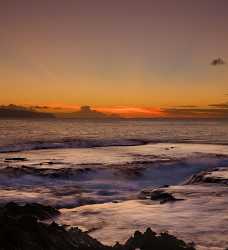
97, 107, 162, 118
30, 105, 49, 110
210, 58, 226, 66
162, 107, 228, 118
63, 106, 120, 119
30, 105, 66, 111
174, 105, 198, 108
209, 102, 228, 108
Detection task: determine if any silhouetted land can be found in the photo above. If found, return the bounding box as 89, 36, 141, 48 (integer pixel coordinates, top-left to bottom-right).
0, 105, 55, 119
0, 202, 196, 250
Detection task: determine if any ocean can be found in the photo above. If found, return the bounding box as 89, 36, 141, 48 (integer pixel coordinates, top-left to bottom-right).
1, 119, 228, 249
1, 119, 228, 152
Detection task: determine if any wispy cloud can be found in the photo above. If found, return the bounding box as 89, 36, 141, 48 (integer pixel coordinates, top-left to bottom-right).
174, 105, 198, 108
163, 107, 228, 118
97, 107, 162, 118
30, 105, 50, 110
209, 102, 228, 108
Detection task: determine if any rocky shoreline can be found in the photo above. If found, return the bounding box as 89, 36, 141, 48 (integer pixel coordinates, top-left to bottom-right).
0, 202, 196, 250
2, 173, 228, 250
1, 144, 228, 249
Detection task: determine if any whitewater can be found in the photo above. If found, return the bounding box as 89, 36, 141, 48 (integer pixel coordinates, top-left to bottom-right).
1, 119, 228, 249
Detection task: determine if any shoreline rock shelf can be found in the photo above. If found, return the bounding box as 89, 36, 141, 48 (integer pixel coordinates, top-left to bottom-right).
0, 202, 195, 250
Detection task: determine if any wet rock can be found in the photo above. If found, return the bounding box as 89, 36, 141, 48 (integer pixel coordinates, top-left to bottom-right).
139, 188, 183, 203
4, 157, 27, 162
185, 171, 211, 185
119, 228, 195, 250
150, 189, 183, 204
185, 168, 228, 186
138, 189, 152, 199
0, 213, 106, 250
0, 202, 60, 220
0, 203, 197, 250
0, 213, 196, 250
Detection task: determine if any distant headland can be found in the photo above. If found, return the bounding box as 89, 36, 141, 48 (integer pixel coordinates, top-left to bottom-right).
0, 105, 121, 119
0, 105, 55, 119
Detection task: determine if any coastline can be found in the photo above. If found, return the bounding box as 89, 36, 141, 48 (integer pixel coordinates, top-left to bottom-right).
1, 143, 228, 249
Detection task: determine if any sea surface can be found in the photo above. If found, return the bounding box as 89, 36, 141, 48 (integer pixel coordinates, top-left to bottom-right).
1, 119, 228, 250
1, 119, 228, 152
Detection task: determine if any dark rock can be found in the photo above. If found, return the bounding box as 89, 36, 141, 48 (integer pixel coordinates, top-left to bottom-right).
123, 228, 195, 250
138, 189, 152, 199
0, 213, 106, 250
185, 168, 228, 186
4, 157, 27, 162
162, 185, 170, 188
150, 189, 182, 204
0, 216, 197, 250
1, 202, 60, 220
0, 202, 196, 250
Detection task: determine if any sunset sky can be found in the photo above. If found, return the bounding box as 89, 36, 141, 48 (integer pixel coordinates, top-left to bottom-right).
0, 0, 228, 117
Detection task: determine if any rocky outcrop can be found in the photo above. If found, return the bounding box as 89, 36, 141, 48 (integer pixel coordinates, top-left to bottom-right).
0, 202, 196, 250
0, 202, 60, 220
150, 189, 182, 204
185, 168, 228, 185
114, 228, 195, 250
0, 215, 105, 250
139, 188, 183, 204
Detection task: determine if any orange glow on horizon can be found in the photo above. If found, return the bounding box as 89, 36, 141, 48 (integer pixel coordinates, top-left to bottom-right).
97, 107, 163, 118
3, 103, 228, 118
31, 104, 163, 118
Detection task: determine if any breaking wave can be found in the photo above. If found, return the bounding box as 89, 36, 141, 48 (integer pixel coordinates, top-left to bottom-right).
2, 137, 228, 154
0, 138, 149, 153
